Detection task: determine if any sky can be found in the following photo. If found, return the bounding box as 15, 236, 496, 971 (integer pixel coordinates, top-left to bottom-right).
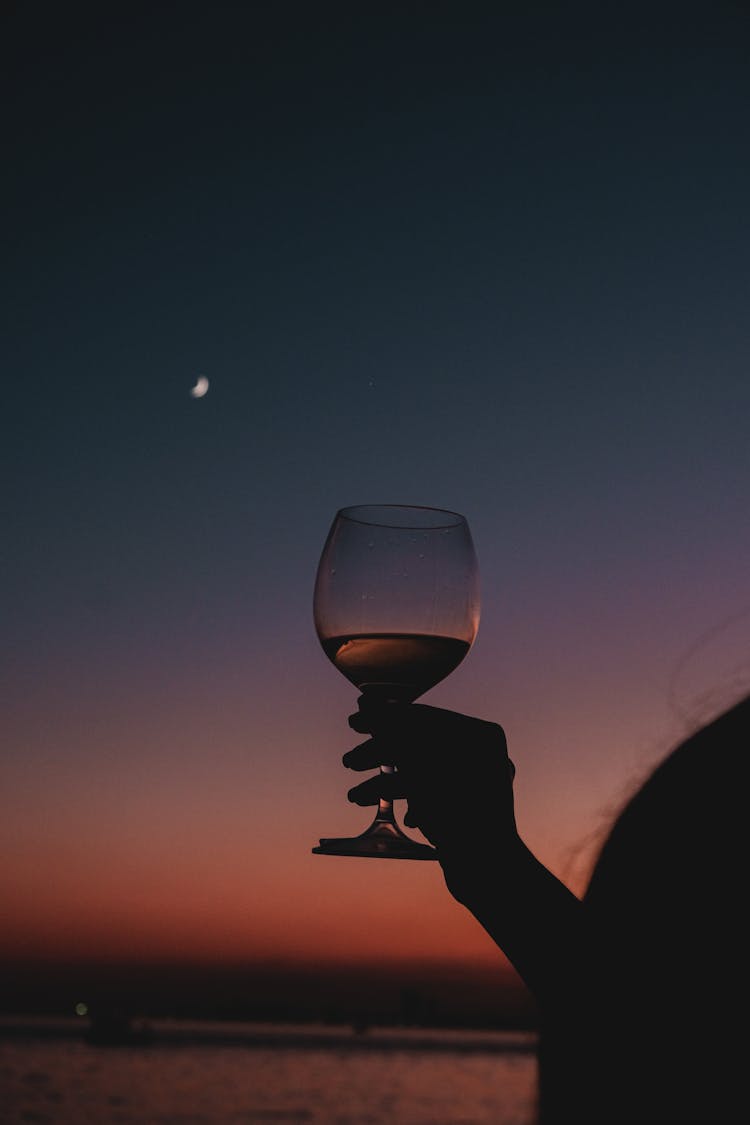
3, 1, 750, 1018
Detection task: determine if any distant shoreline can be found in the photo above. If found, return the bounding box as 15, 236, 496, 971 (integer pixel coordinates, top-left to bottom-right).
0, 1015, 538, 1054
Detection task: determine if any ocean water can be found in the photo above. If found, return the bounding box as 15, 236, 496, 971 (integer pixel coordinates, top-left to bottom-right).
0, 1020, 538, 1125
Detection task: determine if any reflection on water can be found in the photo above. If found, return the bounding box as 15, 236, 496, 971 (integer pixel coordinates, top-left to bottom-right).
0, 1020, 538, 1125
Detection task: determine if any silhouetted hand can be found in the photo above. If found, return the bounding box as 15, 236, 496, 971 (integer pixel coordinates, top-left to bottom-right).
345, 698, 517, 893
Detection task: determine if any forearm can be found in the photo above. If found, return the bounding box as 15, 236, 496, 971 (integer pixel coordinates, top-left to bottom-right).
439, 836, 586, 1006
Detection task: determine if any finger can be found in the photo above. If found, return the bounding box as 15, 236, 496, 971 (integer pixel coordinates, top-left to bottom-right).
347, 773, 405, 805
403, 805, 421, 829
348, 696, 417, 734
342, 739, 388, 771
348, 711, 373, 734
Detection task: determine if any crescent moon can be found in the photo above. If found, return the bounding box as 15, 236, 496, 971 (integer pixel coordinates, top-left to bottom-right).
190, 376, 210, 398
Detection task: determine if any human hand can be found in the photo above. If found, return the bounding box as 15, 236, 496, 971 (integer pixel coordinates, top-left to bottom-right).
344, 698, 517, 875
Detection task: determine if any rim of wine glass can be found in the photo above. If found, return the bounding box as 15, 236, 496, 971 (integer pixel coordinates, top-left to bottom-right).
337, 504, 468, 530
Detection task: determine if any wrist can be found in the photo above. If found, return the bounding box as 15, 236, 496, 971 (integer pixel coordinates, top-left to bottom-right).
437, 830, 527, 904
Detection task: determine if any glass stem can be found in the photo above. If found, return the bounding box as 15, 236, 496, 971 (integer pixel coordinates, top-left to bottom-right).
375, 764, 397, 824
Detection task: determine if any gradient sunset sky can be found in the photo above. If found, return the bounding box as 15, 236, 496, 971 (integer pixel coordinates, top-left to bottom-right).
3, 1, 750, 1007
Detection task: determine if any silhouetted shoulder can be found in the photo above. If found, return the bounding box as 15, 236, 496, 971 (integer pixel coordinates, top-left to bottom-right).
586, 692, 749, 915
546, 694, 750, 1125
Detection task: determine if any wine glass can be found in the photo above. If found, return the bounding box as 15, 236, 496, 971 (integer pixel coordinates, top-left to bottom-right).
312, 504, 480, 860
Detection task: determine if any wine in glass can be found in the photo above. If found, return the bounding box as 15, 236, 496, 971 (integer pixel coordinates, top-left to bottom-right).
312, 504, 480, 859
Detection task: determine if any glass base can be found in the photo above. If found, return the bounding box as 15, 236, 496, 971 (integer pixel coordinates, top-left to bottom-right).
312, 818, 437, 860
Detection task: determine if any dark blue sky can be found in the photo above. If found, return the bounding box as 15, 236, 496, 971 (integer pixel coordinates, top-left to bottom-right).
7, 2, 749, 634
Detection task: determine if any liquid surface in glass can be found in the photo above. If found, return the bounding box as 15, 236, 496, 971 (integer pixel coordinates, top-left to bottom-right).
321, 632, 470, 702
